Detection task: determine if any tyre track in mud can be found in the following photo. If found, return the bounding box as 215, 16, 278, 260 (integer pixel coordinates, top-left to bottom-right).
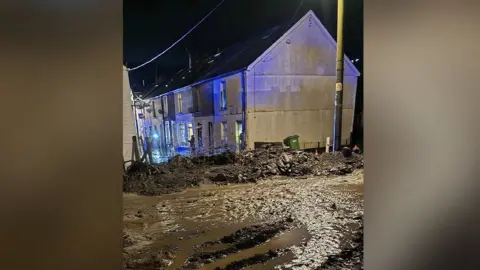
123, 171, 363, 270
184, 219, 297, 269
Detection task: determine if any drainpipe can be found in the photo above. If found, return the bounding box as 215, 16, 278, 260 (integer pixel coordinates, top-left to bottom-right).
211, 82, 215, 153
241, 70, 247, 151
162, 98, 168, 155
132, 102, 142, 156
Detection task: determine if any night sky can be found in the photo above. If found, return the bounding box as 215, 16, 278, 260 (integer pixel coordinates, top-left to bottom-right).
124, 0, 363, 91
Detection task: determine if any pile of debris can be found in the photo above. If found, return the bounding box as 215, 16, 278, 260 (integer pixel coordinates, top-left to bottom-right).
123, 160, 203, 196
234, 146, 363, 180
123, 147, 363, 196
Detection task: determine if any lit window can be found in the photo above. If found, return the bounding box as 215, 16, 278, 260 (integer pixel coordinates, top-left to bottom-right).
162, 96, 168, 116
177, 93, 183, 113
178, 123, 186, 144
221, 121, 228, 144
187, 123, 193, 138
219, 81, 227, 110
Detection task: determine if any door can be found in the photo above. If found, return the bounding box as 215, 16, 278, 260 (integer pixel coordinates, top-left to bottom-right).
197, 123, 203, 151
235, 121, 243, 150
208, 122, 213, 150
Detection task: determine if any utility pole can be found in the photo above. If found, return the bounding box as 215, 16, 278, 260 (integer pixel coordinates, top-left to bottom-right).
333, 0, 344, 151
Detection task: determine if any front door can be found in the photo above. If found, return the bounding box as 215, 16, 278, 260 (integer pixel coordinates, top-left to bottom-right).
236, 121, 243, 151
197, 123, 203, 151
208, 122, 213, 151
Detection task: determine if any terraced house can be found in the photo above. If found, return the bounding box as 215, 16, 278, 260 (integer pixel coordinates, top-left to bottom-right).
133, 10, 360, 158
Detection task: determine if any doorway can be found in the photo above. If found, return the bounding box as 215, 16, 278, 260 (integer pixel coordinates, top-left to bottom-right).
235, 120, 243, 150
197, 123, 203, 150
208, 122, 214, 150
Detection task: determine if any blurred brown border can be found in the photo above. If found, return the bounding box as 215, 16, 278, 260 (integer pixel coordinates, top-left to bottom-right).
365, 0, 480, 269
0, 1, 122, 269
1, 0, 480, 269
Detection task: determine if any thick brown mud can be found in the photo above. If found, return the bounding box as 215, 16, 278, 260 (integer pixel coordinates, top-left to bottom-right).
124, 148, 363, 196
123, 171, 363, 270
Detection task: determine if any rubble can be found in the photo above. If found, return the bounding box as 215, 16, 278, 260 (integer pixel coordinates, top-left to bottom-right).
123, 148, 363, 196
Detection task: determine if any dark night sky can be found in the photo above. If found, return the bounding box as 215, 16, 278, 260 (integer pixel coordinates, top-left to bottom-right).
124, 0, 363, 91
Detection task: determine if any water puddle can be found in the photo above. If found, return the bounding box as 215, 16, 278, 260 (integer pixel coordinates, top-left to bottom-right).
195, 227, 310, 270
124, 180, 318, 270
244, 251, 295, 270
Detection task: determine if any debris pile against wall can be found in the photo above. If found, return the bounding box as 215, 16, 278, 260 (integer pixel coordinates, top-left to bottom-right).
123, 147, 363, 196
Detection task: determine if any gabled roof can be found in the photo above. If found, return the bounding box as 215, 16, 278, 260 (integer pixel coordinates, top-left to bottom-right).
145, 24, 291, 99
145, 10, 360, 99
248, 10, 361, 76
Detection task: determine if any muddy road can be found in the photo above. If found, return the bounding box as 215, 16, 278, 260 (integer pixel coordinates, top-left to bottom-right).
123, 169, 363, 270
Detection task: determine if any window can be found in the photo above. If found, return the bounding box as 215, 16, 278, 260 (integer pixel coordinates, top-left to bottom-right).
221, 121, 228, 144
235, 121, 243, 144
177, 93, 183, 113
178, 123, 186, 145
165, 121, 171, 144
162, 96, 168, 116
194, 88, 201, 112
219, 81, 227, 110
187, 123, 193, 139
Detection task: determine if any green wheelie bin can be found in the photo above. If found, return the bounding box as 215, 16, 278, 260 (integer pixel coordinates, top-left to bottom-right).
283, 135, 300, 150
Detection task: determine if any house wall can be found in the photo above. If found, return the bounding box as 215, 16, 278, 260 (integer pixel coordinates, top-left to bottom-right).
245, 12, 359, 149
123, 66, 137, 162
190, 73, 244, 152
174, 87, 194, 115
192, 82, 214, 116
173, 88, 194, 149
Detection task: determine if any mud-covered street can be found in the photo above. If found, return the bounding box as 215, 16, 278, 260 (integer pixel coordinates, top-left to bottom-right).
123, 168, 363, 270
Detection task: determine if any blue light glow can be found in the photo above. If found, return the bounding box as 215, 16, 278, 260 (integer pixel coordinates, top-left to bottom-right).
153, 133, 159, 139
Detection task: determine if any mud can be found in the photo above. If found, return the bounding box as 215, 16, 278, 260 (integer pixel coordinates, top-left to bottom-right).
185, 220, 293, 269
123, 171, 363, 270
220, 250, 281, 270
124, 147, 363, 196
318, 218, 363, 269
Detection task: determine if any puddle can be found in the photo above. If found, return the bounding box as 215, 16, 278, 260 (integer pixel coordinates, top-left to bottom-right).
193, 226, 310, 270
244, 251, 295, 270
163, 221, 253, 270
123, 175, 362, 270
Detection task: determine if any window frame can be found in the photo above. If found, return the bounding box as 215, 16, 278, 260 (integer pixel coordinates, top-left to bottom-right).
177, 92, 183, 113
162, 96, 168, 116
219, 81, 227, 111
220, 121, 228, 144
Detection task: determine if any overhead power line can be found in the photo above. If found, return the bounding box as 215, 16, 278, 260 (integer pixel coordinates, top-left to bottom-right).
127, 0, 227, 72
288, 0, 305, 27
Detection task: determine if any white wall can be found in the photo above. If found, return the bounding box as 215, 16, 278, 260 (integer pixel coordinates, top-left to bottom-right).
245, 11, 359, 149
123, 66, 137, 162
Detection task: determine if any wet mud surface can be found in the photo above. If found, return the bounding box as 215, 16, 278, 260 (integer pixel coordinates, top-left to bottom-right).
123, 170, 363, 269
124, 148, 363, 196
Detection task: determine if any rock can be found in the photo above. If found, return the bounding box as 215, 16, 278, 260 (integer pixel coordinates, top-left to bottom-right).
329, 202, 337, 210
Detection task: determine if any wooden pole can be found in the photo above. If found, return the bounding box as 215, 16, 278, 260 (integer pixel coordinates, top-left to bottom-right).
333, 0, 345, 151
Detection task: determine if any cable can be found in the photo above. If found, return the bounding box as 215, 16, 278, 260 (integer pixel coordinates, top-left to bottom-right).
287, 0, 305, 27
127, 0, 227, 72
